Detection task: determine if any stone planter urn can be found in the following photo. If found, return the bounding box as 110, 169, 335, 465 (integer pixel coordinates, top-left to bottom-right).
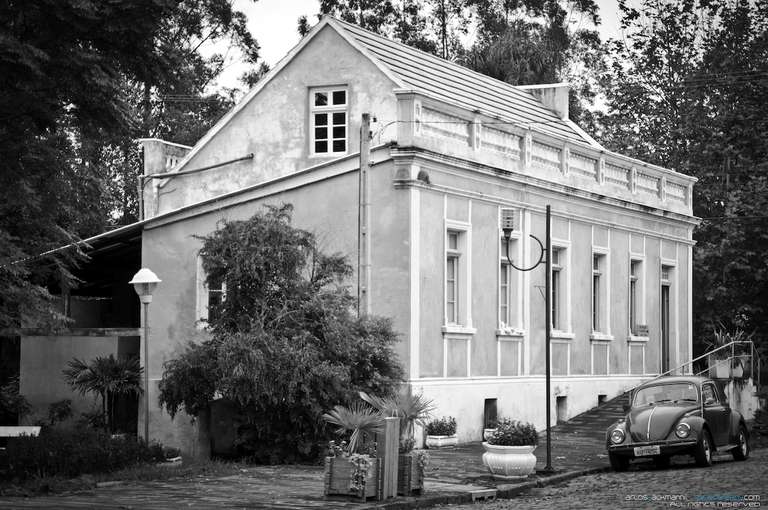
481, 442, 537, 479
483, 428, 497, 441
425, 434, 458, 448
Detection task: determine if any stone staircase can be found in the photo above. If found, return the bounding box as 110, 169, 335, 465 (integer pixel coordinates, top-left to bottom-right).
545, 392, 630, 443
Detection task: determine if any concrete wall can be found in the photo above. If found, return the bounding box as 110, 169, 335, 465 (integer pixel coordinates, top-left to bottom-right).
150, 25, 399, 217
19, 334, 138, 422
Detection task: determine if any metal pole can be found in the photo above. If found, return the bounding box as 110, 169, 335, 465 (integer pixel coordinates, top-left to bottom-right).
544, 205, 553, 472
143, 301, 150, 442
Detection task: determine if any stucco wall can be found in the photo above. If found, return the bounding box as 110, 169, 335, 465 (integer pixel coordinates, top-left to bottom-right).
141, 159, 411, 454
153, 25, 399, 216
19, 334, 138, 421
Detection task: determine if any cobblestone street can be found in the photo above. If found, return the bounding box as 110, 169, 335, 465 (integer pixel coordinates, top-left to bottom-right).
435, 448, 768, 510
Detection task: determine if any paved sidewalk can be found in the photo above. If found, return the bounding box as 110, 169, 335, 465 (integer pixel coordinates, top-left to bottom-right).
0, 433, 609, 509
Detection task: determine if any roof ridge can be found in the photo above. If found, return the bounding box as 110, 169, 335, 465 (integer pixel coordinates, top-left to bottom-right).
331, 17, 541, 103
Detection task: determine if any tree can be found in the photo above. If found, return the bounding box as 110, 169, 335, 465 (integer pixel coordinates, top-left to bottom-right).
310, 0, 469, 58
0, 0, 262, 331
595, 0, 768, 357
460, 0, 604, 126
158, 204, 404, 462
63, 355, 143, 433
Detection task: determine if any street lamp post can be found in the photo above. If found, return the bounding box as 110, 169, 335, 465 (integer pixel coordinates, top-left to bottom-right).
129, 268, 161, 442
502, 205, 554, 472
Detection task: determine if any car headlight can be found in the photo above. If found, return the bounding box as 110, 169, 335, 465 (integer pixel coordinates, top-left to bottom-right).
675, 422, 691, 439
610, 428, 625, 444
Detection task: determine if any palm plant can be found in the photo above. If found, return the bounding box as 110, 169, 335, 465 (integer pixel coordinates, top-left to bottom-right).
63, 354, 143, 433
359, 390, 434, 451
322, 401, 382, 454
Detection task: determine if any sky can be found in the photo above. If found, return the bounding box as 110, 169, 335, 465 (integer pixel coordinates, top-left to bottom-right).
210, 0, 626, 92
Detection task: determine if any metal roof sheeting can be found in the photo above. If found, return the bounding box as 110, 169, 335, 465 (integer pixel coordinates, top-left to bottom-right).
334, 19, 589, 144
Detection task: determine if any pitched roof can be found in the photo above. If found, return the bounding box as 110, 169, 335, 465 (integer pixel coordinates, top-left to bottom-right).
330, 17, 594, 145
171, 16, 596, 176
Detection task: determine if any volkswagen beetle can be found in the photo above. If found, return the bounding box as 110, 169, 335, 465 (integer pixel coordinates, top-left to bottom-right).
606, 376, 750, 471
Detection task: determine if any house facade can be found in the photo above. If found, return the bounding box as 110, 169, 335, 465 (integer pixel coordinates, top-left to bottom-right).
136, 17, 697, 455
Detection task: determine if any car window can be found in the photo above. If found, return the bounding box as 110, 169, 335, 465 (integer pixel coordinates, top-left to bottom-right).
702, 384, 717, 404
633, 383, 700, 406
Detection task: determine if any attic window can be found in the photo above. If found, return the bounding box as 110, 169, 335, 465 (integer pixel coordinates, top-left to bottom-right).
310, 87, 347, 155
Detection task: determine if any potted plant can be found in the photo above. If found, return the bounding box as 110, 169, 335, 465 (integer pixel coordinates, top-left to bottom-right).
483, 418, 497, 441
322, 403, 382, 501
425, 416, 457, 448
360, 390, 433, 496
705, 327, 752, 379
481, 418, 539, 479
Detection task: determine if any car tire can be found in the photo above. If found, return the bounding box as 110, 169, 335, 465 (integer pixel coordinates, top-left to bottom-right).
732, 425, 749, 461
653, 455, 670, 469
694, 430, 713, 467
609, 453, 630, 472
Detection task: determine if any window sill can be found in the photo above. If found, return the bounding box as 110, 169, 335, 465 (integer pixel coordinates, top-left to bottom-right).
589, 332, 614, 342
441, 325, 476, 339
308, 152, 347, 159
496, 327, 525, 339
550, 330, 574, 340
627, 335, 650, 343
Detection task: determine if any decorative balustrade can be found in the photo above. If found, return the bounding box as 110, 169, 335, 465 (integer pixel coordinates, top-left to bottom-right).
604, 162, 630, 187
531, 142, 561, 172
396, 92, 694, 214
420, 107, 470, 144
481, 126, 521, 160
570, 152, 598, 179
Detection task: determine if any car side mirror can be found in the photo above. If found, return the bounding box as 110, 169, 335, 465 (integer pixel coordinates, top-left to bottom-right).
622, 403, 631, 413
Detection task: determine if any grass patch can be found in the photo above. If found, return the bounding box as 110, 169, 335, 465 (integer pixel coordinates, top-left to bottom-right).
0, 459, 252, 497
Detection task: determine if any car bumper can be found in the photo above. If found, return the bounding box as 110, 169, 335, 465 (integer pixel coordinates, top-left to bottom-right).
608, 439, 698, 458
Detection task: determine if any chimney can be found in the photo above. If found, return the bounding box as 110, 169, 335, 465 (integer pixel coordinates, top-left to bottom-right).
136, 138, 193, 218
518, 83, 570, 121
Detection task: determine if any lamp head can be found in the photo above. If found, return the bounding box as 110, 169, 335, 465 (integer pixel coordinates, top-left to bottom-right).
501, 209, 516, 241
129, 268, 161, 304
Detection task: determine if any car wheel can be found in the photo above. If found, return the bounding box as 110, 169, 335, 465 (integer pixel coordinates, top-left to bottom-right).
694, 430, 713, 467
732, 425, 749, 461
609, 453, 630, 472
653, 455, 670, 469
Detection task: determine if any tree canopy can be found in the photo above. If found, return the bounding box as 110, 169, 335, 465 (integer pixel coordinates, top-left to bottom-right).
595, 0, 768, 354
0, 0, 262, 331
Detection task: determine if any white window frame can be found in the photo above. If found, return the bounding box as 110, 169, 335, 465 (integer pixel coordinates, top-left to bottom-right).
309, 86, 348, 156
195, 254, 226, 329
590, 249, 611, 336
442, 220, 473, 331
446, 231, 460, 325
498, 224, 522, 332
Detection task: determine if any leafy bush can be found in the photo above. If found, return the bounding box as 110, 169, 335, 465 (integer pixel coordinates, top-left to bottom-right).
4, 427, 165, 480
0, 376, 31, 425
47, 400, 72, 426
425, 416, 456, 436
486, 418, 538, 446
158, 205, 404, 463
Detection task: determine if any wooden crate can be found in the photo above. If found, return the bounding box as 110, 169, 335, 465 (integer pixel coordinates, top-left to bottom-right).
397, 453, 424, 496
324, 456, 382, 501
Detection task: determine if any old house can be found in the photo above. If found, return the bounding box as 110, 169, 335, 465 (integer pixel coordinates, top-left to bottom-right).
26, 16, 697, 455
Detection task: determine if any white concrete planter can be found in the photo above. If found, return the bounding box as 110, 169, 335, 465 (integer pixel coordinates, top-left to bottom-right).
481, 442, 537, 479
483, 428, 497, 441
425, 434, 458, 448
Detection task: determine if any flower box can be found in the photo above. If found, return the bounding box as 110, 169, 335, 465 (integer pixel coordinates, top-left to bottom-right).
323, 455, 382, 501
397, 452, 425, 496
425, 434, 458, 448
